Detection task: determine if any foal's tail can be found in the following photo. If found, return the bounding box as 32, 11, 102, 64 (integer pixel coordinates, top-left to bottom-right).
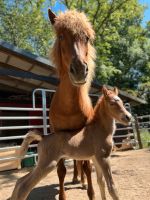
19, 130, 43, 159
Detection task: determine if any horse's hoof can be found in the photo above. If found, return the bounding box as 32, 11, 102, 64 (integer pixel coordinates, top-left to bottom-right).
59, 194, 66, 200
72, 178, 80, 184
82, 183, 87, 190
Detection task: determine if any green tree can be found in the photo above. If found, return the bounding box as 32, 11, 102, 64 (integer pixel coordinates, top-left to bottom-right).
0, 0, 149, 104
0, 0, 53, 56
59, 0, 150, 110
59, 0, 146, 83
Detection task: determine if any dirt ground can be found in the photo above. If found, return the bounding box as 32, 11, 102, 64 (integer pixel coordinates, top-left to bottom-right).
0, 149, 150, 200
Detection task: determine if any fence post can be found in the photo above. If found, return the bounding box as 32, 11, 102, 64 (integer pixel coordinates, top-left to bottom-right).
134, 115, 143, 149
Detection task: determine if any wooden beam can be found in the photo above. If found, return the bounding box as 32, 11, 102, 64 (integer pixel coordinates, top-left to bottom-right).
0, 40, 55, 73
0, 82, 28, 94
0, 62, 60, 86
0, 76, 37, 91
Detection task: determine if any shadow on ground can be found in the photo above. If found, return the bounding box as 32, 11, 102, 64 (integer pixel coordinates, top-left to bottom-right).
0, 168, 31, 187
27, 184, 59, 200
27, 182, 86, 200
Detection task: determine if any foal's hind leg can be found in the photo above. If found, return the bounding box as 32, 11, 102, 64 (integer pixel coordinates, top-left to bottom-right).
57, 159, 67, 200
83, 160, 95, 200
10, 161, 57, 200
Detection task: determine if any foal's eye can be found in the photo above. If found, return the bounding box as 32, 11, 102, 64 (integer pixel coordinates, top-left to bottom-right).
110, 102, 115, 106
59, 34, 64, 40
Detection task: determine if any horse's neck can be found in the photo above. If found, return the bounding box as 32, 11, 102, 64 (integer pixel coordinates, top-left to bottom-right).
93, 99, 116, 135
58, 74, 93, 117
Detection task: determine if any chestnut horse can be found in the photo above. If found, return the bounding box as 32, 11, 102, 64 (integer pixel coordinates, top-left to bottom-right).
48, 9, 96, 200
9, 86, 132, 200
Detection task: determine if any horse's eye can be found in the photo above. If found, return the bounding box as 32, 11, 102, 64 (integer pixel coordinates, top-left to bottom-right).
59, 34, 64, 40
85, 36, 89, 43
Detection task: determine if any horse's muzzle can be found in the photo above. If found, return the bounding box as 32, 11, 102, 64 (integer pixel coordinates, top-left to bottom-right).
69, 60, 88, 85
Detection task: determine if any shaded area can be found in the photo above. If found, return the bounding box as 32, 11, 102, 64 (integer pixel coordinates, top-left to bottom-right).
27, 184, 59, 200
0, 168, 31, 187
27, 182, 86, 200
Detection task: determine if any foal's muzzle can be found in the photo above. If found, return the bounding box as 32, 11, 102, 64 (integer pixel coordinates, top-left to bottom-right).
69, 58, 88, 85
122, 113, 132, 125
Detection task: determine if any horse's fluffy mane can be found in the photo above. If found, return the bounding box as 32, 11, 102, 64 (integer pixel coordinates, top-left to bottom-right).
50, 10, 96, 89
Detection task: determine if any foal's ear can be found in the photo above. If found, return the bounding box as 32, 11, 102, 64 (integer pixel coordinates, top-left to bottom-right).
114, 87, 118, 95
48, 8, 56, 25
102, 86, 109, 98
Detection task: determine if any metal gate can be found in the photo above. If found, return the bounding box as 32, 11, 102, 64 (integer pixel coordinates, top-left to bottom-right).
0, 89, 138, 169
0, 89, 55, 167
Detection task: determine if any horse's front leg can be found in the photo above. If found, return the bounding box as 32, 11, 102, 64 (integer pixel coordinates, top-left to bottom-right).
72, 160, 80, 184
80, 161, 87, 188
83, 160, 95, 200
93, 155, 119, 200
57, 159, 67, 200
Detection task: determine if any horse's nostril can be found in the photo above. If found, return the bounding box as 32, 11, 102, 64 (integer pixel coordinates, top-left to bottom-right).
86, 65, 88, 73
84, 63, 88, 75
70, 65, 76, 74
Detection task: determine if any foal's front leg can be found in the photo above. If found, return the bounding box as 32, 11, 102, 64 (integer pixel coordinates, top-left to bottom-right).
92, 157, 106, 200
82, 160, 95, 200
93, 156, 119, 200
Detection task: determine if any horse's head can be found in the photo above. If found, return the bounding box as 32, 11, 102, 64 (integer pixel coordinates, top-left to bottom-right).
48, 9, 95, 86
102, 86, 132, 126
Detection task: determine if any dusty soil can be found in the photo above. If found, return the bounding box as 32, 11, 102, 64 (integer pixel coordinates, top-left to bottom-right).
0, 149, 150, 200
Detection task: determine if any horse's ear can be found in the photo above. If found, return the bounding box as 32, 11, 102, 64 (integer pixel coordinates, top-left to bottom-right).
102, 86, 108, 98
114, 87, 118, 95
48, 8, 56, 25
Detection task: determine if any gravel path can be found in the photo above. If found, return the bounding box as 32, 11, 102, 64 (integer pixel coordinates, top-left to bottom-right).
0, 149, 150, 200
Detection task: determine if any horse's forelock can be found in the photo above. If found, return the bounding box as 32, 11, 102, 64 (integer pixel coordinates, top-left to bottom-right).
54, 10, 95, 41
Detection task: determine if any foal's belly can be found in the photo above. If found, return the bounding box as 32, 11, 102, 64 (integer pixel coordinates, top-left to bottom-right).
64, 150, 93, 160
62, 131, 94, 160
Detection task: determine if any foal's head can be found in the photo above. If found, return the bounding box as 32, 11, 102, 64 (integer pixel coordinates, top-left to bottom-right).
102, 86, 132, 126
48, 9, 95, 86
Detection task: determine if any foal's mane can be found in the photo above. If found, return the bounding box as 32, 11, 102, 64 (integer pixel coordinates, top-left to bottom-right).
93, 95, 104, 117
50, 10, 96, 88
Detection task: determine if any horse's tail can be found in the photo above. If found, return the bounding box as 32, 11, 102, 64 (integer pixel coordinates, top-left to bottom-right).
19, 130, 43, 158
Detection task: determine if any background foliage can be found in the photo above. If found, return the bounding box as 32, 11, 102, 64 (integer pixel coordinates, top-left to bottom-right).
0, 0, 150, 114
0, 0, 53, 55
